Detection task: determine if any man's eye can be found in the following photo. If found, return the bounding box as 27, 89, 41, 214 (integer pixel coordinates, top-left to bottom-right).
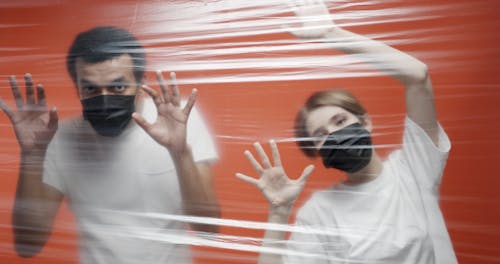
112, 85, 127, 92
83, 86, 97, 94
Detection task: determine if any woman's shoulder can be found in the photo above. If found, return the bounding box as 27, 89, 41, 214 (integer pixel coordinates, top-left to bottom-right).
297, 187, 336, 214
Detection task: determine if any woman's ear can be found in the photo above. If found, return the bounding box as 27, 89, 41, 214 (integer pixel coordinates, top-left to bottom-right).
362, 115, 373, 132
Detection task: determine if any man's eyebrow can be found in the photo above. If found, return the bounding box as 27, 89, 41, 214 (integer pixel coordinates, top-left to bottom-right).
80, 79, 96, 87
80, 77, 128, 87
108, 77, 127, 85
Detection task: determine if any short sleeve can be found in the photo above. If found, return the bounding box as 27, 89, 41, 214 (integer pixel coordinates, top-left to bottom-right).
42, 133, 66, 194
401, 117, 451, 190
186, 106, 218, 163
401, 118, 458, 263
141, 97, 218, 163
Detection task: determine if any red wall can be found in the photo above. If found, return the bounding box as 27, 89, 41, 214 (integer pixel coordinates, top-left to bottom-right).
1, 0, 499, 263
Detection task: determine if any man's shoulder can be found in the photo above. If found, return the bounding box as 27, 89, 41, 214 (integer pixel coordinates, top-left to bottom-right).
52, 115, 94, 143
58, 115, 87, 132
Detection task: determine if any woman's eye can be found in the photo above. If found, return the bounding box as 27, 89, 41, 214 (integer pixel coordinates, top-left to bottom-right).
336, 118, 347, 126
313, 133, 327, 142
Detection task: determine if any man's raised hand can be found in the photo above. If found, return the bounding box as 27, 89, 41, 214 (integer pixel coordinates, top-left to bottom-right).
0, 74, 58, 153
132, 71, 196, 153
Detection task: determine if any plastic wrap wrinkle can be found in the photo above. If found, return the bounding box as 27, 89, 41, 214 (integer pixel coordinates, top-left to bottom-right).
0, 0, 500, 263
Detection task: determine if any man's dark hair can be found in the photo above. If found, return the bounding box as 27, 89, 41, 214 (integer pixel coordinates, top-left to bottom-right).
66, 26, 146, 85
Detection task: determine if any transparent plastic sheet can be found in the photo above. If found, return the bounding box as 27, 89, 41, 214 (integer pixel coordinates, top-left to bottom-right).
0, 0, 499, 263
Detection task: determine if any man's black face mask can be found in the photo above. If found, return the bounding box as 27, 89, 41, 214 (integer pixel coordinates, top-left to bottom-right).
81, 95, 135, 137
318, 123, 373, 173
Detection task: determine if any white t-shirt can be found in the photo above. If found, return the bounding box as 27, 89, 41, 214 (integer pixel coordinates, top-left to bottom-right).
284, 117, 457, 264
43, 98, 218, 264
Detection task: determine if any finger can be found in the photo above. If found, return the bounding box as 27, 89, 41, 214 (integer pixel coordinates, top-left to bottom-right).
47, 107, 59, 131
0, 96, 13, 118
156, 70, 170, 103
141, 85, 163, 105
244, 150, 264, 175
182, 88, 197, 116
235, 173, 259, 187
169, 72, 181, 106
253, 142, 272, 169
24, 73, 35, 105
132, 112, 153, 133
297, 164, 315, 183
9, 75, 23, 108
37, 84, 47, 107
269, 139, 282, 167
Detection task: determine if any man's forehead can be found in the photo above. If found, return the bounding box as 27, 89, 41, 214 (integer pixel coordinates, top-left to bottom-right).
75, 54, 134, 83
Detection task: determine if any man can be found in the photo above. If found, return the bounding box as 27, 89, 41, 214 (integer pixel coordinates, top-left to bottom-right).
0, 26, 220, 264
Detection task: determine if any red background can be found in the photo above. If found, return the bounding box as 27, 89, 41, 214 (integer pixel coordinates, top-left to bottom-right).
1, 0, 499, 263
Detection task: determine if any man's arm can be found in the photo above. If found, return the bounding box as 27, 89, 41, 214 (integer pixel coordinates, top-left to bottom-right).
288, 0, 438, 144
13, 150, 63, 257
0, 74, 62, 257
170, 151, 220, 233
132, 71, 220, 233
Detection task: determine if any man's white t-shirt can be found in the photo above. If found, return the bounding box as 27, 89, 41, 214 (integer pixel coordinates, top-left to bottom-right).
284, 117, 457, 264
43, 98, 218, 264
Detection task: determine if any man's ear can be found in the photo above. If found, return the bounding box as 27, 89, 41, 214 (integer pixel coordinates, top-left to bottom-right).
136, 82, 145, 97
134, 83, 146, 113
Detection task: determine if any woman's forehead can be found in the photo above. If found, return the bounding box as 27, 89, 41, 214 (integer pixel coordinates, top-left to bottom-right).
305, 106, 351, 131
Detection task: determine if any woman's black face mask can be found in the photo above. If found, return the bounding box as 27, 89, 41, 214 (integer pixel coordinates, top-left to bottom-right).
81, 95, 135, 137
318, 123, 373, 173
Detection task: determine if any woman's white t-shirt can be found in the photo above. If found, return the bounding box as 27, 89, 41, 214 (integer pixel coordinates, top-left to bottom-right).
284, 117, 456, 264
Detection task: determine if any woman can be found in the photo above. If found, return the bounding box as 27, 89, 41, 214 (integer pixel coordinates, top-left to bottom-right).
236, 1, 456, 263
